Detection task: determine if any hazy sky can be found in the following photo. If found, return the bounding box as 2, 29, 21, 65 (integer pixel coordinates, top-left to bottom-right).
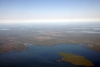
0, 0, 100, 23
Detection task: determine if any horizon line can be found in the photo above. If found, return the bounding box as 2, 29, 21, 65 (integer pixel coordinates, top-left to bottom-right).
0, 18, 100, 23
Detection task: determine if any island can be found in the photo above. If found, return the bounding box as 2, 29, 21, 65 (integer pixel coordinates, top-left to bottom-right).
58, 52, 94, 67
56, 59, 62, 62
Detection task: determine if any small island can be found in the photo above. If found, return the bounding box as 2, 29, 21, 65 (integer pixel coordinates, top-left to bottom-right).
58, 52, 94, 67
56, 59, 62, 62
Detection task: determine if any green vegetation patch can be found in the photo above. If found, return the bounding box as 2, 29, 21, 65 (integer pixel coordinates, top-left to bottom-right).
58, 52, 94, 67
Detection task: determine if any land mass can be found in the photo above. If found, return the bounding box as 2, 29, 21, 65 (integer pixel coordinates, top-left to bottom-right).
0, 23, 100, 53
58, 52, 94, 67
0, 40, 28, 53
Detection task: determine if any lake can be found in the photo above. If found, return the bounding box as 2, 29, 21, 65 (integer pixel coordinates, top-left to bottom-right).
0, 44, 100, 67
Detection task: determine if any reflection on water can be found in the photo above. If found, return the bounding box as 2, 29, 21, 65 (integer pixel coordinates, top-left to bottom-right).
0, 44, 100, 67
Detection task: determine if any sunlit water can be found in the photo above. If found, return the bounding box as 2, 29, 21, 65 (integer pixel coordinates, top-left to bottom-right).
0, 44, 100, 67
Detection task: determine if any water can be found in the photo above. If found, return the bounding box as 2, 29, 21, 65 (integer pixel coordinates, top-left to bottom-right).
0, 44, 100, 67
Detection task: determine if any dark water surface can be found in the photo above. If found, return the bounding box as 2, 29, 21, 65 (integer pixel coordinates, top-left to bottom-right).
0, 44, 100, 67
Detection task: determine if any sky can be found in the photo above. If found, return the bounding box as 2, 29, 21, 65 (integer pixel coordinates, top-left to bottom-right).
0, 0, 100, 23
